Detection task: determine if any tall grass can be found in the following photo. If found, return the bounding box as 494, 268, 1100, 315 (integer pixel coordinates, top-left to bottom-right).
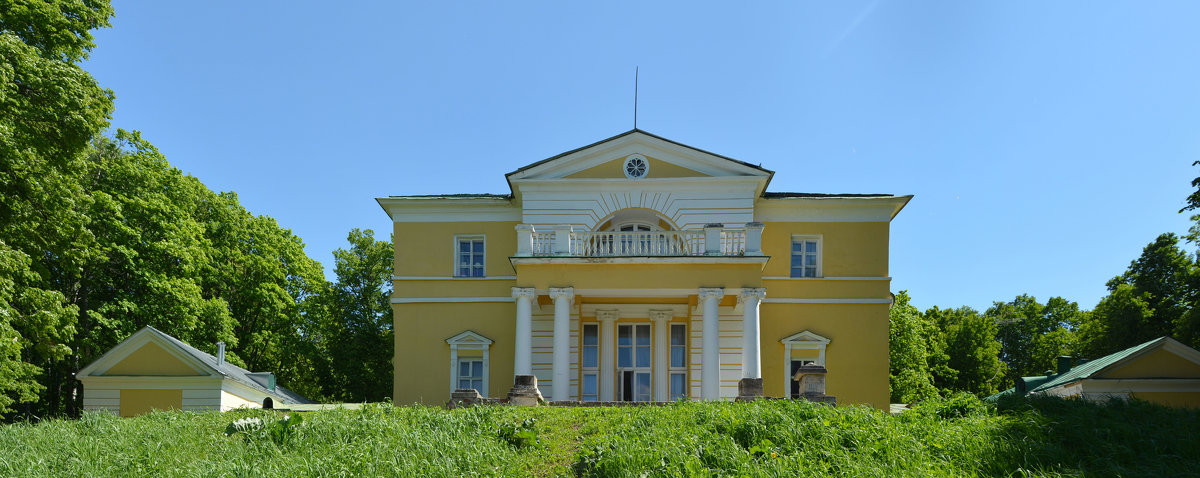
0, 396, 1196, 477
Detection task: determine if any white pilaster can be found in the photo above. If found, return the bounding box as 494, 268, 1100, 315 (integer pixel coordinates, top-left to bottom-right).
552, 225, 573, 255
651, 310, 672, 402
449, 343, 458, 394
703, 224, 723, 255
515, 224, 534, 257
549, 287, 574, 401
512, 287, 536, 376
740, 288, 766, 379
698, 288, 724, 399
598, 310, 617, 402
744, 222, 764, 256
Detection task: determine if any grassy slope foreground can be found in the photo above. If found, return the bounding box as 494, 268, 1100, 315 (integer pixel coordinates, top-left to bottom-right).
1, 396, 1197, 477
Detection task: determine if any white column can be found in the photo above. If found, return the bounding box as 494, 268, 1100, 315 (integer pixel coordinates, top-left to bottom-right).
698, 288, 724, 399
740, 288, 766, 379
651, 310, 672, 402
512, 288, 535, 376
549, 287, 574, 401
598, 310, 617, 401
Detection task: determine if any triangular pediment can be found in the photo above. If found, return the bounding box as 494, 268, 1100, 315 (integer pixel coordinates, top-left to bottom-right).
446, 330, 494, 346
506, 130, 772, 182
78, 327, 217, 378
781, 330, 831, 346
564, 154, 710, 179
1095, 338, 1200, 379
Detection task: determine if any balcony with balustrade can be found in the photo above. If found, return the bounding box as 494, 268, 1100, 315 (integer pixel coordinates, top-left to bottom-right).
513, 223, 764, 259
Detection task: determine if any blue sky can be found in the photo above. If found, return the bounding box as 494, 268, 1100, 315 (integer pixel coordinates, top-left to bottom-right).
84, 1, 1200, 312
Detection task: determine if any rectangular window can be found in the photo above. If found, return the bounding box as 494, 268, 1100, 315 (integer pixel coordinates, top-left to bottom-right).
582, 373, 598, 401
670, 373, 687, 401
790, 236, 820, 278
635, 325, 650, 368
670, 323, 688, 400
582, 324, 598, 368
581, 324, 599, 401
455, 236, 485, 277
458, 359, 483, 391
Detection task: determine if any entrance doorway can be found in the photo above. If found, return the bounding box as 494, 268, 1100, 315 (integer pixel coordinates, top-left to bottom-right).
617, 324, 652, 401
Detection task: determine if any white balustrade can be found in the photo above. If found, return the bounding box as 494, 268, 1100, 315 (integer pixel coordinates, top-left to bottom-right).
530, 231, 555, 255
516, 225, 749, 257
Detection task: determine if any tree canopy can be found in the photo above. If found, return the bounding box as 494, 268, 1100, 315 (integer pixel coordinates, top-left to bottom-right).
0, 1, 392, 417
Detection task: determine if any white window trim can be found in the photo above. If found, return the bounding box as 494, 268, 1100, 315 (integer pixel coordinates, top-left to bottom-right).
780, 330, 830, 398
790, 234, 823, 278
446, 330, 493, 397
453, 234, 486, 278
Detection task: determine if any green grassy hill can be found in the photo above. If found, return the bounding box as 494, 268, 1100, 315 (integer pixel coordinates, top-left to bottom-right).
1, 396, 1197, 477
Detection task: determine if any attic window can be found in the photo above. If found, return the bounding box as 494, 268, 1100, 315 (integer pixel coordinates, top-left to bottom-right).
623, 154, 648, 179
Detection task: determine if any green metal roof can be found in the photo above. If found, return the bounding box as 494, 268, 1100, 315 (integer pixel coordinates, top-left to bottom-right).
1030, 337, 1168, 393
986, 336, 1174, 402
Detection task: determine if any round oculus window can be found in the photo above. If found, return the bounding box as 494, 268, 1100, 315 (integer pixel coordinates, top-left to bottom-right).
623, 155, 649, 179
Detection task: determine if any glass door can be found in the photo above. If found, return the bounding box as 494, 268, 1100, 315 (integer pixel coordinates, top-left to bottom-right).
617, 324, 652, 401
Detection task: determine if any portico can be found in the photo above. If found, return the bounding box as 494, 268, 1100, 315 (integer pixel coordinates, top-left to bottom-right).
509, 285, 767, 402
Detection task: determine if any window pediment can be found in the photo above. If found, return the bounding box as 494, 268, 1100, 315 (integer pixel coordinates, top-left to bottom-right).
781, 330, 830, 347
446, 330, 493, 348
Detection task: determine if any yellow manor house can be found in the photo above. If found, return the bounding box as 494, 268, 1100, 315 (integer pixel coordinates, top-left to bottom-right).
377, 130, 910, 409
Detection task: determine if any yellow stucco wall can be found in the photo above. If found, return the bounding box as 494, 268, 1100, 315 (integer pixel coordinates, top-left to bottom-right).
119, 389, 183, 417
565, 155, 708, 179
760, 222, 890, 277
391, 216, 893, 409
763, 278, 891, 300
393, 302, 516, 404
104, 342, 203, 376
393, 221, 519, 277
396, 280, 518, 298
1131, 391, 1200, 409
760, 303, 891, 410
1100, 349, 1200, 379
513, 262, 765, 290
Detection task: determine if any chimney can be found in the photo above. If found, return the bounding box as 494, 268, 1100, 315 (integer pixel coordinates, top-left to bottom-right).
217, 342, 225, 366
1056, 355, 1073, 374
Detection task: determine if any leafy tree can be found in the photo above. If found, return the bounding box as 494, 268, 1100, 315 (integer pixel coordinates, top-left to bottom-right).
889, 291, 937, 403
0, 241, 73, 415
989, 295, 1079, 387
309, 229, 393, 402
925, 306, 1004, 396
1077, 234, 1199, 357
196, 192, 325, 382
0, 0, 114, 417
